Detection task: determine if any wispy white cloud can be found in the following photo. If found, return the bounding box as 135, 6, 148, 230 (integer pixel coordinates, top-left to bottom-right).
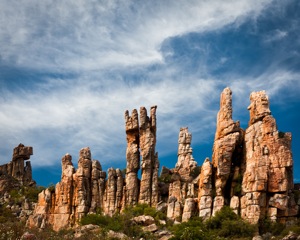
0, 0, 273, 72
263, 29, 288, 43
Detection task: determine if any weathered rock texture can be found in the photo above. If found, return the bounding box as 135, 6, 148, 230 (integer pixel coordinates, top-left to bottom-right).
0, 143, 35, 186
28, 148, 114, 231
204, 88, 298, 224
176, 127, 197, 182
241, 91, 296, 223
124, 109, 140, 207
166, 127, 198, 221
27, 89, 299, 231
139, 106, 159, 207
28, 106, 160, 230
212, 87, 243, 212
198, 158, 213, 220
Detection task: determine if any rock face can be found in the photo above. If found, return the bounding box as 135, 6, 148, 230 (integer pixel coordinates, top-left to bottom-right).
212, 87, 243, 214
28, 148, 113, 231
166, 127, 198, 222
176, 127, 197, 182
201, 88, 298, 224
0, 143, 35, 188
198, 158, 213, 220
27, 89, 299, 231
241, 91, 296, 223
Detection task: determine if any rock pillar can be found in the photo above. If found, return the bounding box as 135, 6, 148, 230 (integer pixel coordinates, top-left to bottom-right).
124, 109, 140, 206
139, 106, 159, 207
242, 91, 296, 223
212, 87, 243, 213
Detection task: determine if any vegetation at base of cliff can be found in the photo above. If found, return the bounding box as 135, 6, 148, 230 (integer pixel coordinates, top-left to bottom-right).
9, 185, 45, 203
80, 203, 166, 238
0, 202, 299, 239
169, 206, 256, 240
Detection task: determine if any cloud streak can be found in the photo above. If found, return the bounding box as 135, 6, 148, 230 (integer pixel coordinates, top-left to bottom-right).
0, 0, 273, 72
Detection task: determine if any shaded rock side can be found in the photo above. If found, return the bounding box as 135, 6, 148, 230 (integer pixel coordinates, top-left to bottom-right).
242, 90, 296, 223
139, 106, 159, 207
124, 109, 140, 206
103, 168, 124, 216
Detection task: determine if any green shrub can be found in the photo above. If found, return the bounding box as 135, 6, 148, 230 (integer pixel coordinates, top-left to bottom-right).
205, 206, 239, 229
205, 206, 256, 239
191, 166, 201, 178
218, 219, 256, 238
258, 217, 285, 236
159, 174, 172, 183
170, 217, 208, 240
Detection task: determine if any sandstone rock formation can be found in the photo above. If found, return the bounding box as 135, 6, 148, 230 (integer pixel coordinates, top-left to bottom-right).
241, 91, 296, 223
28, 148, 108, 231
28, 106, 160, 230
198, 157, 213, 220
26, 89, 299, 231
212, 87, 243, 213
166, 127, 198, 221
139, 106, 159, 207
124, 109, 140, 207
0, 143, 35, 188
176, 127, 197, 182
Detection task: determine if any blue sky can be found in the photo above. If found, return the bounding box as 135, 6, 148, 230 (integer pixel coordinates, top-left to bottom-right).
0, 0, 299, 186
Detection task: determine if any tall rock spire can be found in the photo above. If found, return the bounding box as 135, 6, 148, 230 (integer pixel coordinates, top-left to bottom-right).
124, 109, 140, 206
211, 87, 243, 214
139, 106, 159, 207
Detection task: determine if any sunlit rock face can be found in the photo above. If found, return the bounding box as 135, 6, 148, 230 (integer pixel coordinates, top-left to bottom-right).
28, 106, 160, 230
27, 89, 299, 231
138, 106, 159, 207
241, 91, 296, 224
166, 127, 199, 222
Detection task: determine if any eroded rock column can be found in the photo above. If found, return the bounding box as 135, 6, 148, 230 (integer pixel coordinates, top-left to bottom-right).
198, 158, 213, 220
124, 109, 140, 206
53, 153, 75, 230
176, 127, 197, 182
212, 87, 243, 214
139, 106, 159, 207
242, 91, 296, 223
73, 147, 92, 221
